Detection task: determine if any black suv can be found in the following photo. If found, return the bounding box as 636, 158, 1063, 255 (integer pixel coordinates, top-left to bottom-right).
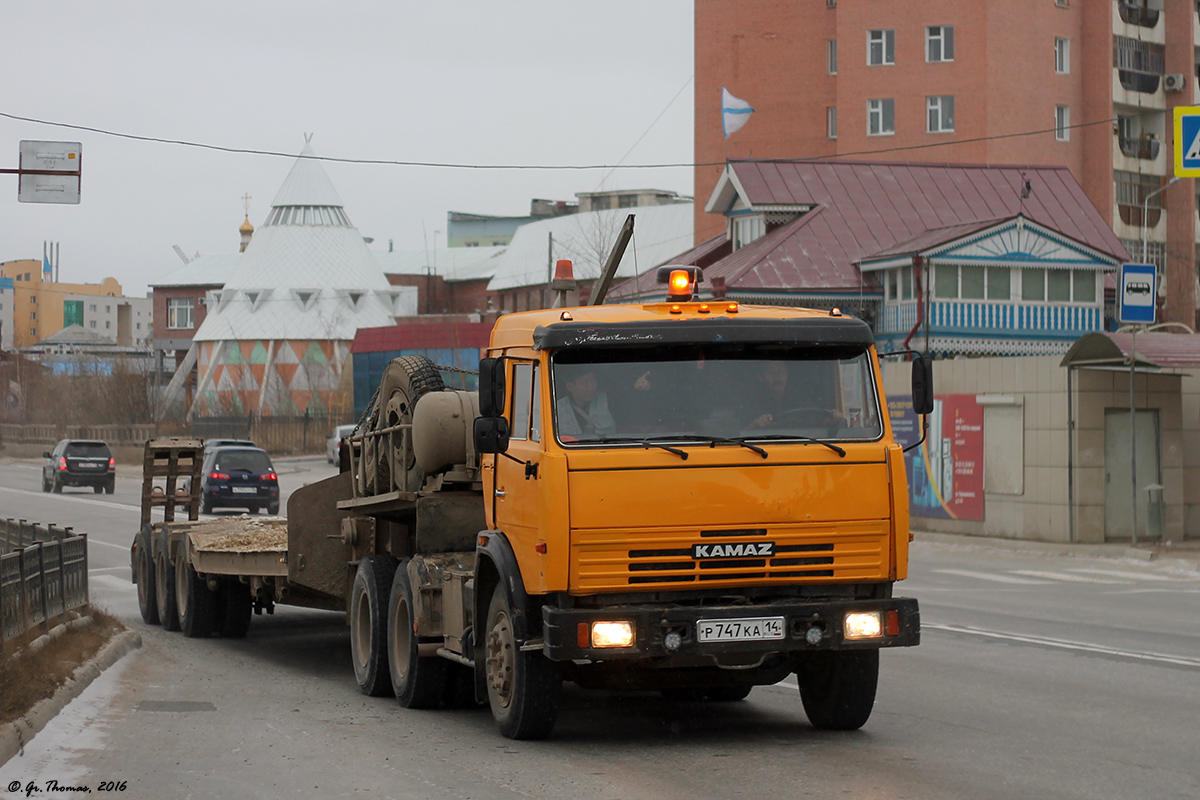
200, 446, 280, 514
42, 440, 115, 494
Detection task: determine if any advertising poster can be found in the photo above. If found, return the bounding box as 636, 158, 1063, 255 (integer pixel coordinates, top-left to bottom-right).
890, 394, 984, 521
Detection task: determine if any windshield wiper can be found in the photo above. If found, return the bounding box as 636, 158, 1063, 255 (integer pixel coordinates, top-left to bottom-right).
640, 439, 689, 460
575, 436, 691, 460
749, 434, 846, 458
648, 434, 769, 459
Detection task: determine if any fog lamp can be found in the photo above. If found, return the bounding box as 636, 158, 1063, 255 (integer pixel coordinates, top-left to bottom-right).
844, 611, 883, 640
591, 621, 635, 648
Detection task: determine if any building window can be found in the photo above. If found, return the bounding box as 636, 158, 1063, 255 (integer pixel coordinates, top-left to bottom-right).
926, 26, 954, 62
89, 321, 96, 329
167, 298, 195, 330
827, 39, 838, 74
1055, 37, 1070, 74
89, 303, 96, 312
927, 96, 955, 133
1115, 171, 1166, 227
935, 265, 1010, 300
732, 215, 766, 250
30, 311, 36, 320
1055, 105, 1070, 141
105, 320, 111, 329
867, 30, 895, 66
617, 194, 637, 208
867, 99, 895, 136
827, 107, 838, 139
30, 295, 36, 304
1022, 268, 1097, 303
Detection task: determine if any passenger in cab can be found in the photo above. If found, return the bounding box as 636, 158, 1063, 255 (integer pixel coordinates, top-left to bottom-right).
556, 368, 616, 440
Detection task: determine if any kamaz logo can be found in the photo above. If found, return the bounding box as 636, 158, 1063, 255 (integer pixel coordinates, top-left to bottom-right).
692, 542, 775, 559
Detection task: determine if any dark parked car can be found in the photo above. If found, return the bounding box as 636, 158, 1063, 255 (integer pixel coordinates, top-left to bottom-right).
42, 440, 115, 494
200, 446, 280, 515
179, 439, 256, 494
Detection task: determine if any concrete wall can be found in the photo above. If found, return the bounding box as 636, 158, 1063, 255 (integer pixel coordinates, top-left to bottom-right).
883, 355, 1194, 543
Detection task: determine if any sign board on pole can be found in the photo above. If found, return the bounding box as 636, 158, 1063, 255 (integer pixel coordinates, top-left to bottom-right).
1119, 263, 1157, 324
17, 140, 81, 204
1176, 106, 1200, 179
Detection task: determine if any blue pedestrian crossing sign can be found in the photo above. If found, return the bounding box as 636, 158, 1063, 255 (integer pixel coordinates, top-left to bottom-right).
1176, 107, 1200, 178
1119, 263, 1157, 324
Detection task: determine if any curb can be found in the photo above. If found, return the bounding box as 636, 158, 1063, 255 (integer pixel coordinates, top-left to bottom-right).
0, 630, 142, 768
913, 530, 1200, 568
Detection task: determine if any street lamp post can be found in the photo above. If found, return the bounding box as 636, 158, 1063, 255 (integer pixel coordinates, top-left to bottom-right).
1140, 176, 1181, 264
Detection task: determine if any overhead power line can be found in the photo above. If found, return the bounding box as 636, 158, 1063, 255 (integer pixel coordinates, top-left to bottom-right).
1, 110, 1117, 171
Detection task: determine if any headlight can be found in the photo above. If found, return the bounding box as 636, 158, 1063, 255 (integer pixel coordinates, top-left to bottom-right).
591, 621, 635, 648
844, 611, 883, 640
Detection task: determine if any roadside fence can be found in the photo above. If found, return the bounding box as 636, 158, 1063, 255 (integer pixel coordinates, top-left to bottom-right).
0, 519, 89, 654
0, 423, 155, 447
191, 411, 353, 455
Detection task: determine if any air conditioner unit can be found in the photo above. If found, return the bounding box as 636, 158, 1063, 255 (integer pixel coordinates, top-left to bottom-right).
1164, 73, 1185, 92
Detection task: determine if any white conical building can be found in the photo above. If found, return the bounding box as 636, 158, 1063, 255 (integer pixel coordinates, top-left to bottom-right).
186, 137, 407, 417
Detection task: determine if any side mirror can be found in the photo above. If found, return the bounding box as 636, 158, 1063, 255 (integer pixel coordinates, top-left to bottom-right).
912, 355, 934, 415
42, 452, 51, 459
478, 357, 506, 418
473, 416, 511, 454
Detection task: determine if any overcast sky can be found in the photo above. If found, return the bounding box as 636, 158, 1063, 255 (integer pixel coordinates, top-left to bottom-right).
0, 1, 694, 296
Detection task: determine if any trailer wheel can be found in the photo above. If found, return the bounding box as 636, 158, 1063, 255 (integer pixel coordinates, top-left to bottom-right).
219, 580, 253, 638
797, 650, 878, 730
387, 560, 449, 708
177, 542, 217, 638
155, 528, 180, 632
367, 355, 444, 494
135, 525, 160, 626
350, 555, 398, 697
484, 585, 562, 740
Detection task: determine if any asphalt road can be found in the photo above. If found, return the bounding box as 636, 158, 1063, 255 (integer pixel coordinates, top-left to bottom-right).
2, 456, 1199, 799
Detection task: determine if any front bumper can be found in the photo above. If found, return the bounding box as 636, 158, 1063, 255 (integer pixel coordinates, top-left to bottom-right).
543, 596, 919, 661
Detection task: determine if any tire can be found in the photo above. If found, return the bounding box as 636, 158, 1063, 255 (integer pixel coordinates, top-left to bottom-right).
219, 580, 253, 638
350, 555, 399, 697
267, 501, 280, 515
93, 485, 103, 494
387, 560, 449, 708
484, 585, 562, 740
201, 495, 213, 515
176, 542, 217, 638
52, 477, 62, 493
41, 474, 50, 493
797, 650, 879, 731
155, 528, 180, 632
367, 355, 444, 494
105, 480, 115, 495
135, 525, 160, 626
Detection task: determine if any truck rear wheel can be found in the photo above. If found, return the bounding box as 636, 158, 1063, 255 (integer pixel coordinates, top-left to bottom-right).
135, 525, 160, 626
797, 650, 879, 730
155, 528, 180, 632
219, 580, 253, 638
387, 560, 449, 708
350, 555, 398, 697
484, 585, 562, 740
177, 545, 217, 638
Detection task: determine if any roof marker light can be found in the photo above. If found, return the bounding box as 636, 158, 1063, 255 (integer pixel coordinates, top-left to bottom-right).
830, 307, 843, 317
560, 311, 573, 321
698, 304, 710, 314
726, 303, 739, 314
670, 304, 683, 315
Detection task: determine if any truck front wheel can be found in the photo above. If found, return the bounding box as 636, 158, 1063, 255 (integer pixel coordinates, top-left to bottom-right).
350, 555, 398, 697
387, 560, 449, 708
796, 649, 879, 730
484, 586, 562, 740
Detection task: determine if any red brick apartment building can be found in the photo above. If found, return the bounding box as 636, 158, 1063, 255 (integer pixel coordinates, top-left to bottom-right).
696, 0, 1199, 325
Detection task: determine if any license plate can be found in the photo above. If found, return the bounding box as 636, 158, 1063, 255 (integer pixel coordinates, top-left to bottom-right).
77, 462, 101, 469
231, 486, 257, 494
696, 616, 785, 642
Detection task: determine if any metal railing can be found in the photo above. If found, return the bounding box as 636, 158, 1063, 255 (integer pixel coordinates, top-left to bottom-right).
1, 519, 89, 650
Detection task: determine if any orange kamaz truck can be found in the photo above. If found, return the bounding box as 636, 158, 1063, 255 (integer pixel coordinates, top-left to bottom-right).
133, 267, 931, 741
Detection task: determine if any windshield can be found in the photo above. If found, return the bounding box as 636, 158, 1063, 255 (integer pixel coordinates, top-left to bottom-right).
65, 442, 111, 458
551, 345, 883, 445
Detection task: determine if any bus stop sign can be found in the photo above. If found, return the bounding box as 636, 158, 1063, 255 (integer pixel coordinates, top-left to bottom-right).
1119, 263, 1157, 324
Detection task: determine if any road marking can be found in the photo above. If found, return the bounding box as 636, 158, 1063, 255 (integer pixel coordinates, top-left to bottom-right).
1010, 569, 1132, 584
924, 622, 1200, 669
1066, 568, 1177, 582
90, 574, 134, 592
934, 569, 1050, 584
88, 566, 128, 574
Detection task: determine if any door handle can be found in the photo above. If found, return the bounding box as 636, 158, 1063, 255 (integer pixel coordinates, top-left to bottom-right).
494, 489, 506, 497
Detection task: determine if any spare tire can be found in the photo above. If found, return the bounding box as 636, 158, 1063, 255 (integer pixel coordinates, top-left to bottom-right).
366, 355, 444, 494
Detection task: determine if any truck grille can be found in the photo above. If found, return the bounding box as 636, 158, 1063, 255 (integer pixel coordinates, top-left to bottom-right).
571, 521, 890, 592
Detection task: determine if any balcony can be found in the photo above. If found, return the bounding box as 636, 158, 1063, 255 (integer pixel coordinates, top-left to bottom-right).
1117, 2, 1159, 28
1114, 36, 1165, 94
1118, 135, 1160, 160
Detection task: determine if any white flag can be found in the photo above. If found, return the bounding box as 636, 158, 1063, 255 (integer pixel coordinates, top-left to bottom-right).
722, 86, 754, 138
